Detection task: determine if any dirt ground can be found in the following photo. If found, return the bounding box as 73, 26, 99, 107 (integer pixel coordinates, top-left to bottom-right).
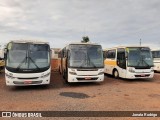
0, 71, 160, 120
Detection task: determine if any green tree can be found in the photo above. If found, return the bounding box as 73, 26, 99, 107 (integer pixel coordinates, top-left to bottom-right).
81, 36, 90, 43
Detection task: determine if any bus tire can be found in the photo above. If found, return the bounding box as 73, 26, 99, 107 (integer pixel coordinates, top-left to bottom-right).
113, 69, 119, 79
64, 71, 68, 83
63, 70, 65, 79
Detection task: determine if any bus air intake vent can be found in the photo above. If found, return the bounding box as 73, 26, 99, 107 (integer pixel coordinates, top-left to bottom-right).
77, 69, 98, 71
17, 77, 39, 79
13, 80, 43, 85
76, 77, 98, 80
135, 74, 150, 77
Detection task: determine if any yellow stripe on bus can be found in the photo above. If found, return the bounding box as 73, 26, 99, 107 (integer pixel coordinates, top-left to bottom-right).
104, 60, 117, 66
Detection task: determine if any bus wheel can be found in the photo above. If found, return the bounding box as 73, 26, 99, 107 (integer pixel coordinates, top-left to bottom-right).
113, 70, 119, 78
64, 71, 68, 83
63, 70, 65, 79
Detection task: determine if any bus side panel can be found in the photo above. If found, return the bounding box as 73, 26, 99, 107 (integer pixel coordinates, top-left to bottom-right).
104, 58, 117, 75
153, 58, 160, 72
104, 58, 127, 78
116, 66, 127, 78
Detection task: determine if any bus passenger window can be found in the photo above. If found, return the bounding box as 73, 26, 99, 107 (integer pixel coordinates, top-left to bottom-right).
106, 50, 116, 59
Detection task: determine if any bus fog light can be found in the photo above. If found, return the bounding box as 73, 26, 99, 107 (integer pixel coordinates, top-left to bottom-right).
128, 67, 135, 73
69, 72, 77, 75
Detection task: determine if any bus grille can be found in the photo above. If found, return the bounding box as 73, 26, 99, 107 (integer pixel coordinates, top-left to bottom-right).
135, 74, 150, 77
76, 77, 98, 80
77, 69, 98, 71
17, 77, 39, 79
13, 80, 43, 85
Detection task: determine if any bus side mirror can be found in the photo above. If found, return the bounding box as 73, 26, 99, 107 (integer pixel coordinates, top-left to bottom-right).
117, 59, 120, 65
4, 48, 7, 60
125, 52, 128, 59
103, 51, 106, 60
67, 50, 70, 59
50, 50, 52, 59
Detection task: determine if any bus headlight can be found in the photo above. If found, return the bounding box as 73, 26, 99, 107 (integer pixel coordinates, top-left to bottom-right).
128, 67, 135, 73
69, 71, 77, 75
98, 72, 104, 75
5, 73, 15, 79
41, 73, 50, 78
151, 67, 154, 72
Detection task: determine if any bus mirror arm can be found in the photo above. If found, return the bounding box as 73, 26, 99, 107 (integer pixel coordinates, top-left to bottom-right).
50, 50, 52, 59
117, 59, 119, 65
4, 48, 7, 60
67, 50, 70, 59
125, 52, 128, 59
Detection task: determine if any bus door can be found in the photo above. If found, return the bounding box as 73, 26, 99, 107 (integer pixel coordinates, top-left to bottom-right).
117, 48, 127, 78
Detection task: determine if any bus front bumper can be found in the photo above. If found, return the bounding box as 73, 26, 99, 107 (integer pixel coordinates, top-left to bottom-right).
67, 74, 104, 82
5, 77, 50, 86
126, 72, 154, 79
5, 69, 51, 86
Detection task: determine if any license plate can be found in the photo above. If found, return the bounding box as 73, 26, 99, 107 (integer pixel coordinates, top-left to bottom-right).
85, 77, 91, 80
24, 81, 32, 84
140, 74, 145, 77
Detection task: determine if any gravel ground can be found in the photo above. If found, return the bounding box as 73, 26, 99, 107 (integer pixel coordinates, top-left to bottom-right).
0, 71, 160, 120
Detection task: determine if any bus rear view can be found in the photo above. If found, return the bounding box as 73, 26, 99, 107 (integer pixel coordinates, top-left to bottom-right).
5, 40, 51, 86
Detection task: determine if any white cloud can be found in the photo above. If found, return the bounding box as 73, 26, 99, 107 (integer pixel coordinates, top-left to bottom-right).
0, 0, 160, 49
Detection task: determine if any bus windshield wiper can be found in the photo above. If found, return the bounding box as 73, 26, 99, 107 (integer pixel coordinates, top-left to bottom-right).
137, 57, 150, 67
87, 53, 97, 68
141, 58, 150, 67
16, 53, 40, 70
16, 51, 27, 70
28, 57, 40, 70
78, 54, 87, 68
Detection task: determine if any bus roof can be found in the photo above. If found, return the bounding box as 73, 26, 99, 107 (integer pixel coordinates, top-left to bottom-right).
9, 40, 49, 44
69, 42, 100, 46
151, 49, 160, 51
60, 42, 101, 50
103, 46, 150, 51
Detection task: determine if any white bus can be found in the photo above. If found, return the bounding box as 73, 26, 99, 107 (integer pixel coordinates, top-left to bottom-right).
103, 46, 154, 79
59, 42, 104, 83
152, 49, 160, 72
0, 49, 5, 71
5, 40, 51, 86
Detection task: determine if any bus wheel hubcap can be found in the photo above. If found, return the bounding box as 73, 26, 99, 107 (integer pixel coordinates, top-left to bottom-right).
114, 71, 118, 77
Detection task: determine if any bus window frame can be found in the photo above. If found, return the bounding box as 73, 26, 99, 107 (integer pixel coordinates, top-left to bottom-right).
106, 49, 116, 59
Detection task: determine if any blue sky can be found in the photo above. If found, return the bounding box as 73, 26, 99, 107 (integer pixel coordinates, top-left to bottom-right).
0, 0, 160, 49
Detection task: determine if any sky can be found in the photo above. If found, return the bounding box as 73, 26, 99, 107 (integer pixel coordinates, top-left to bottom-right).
0, 0, 160, 49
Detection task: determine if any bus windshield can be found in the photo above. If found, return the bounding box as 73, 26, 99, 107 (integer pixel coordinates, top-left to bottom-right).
127, 47, 153, 68
152, 50, 160, 58
6, 43, 50, 70
69, 45, 103, 68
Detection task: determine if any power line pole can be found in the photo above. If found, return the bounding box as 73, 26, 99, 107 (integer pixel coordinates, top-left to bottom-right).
140, 39, 141, 46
